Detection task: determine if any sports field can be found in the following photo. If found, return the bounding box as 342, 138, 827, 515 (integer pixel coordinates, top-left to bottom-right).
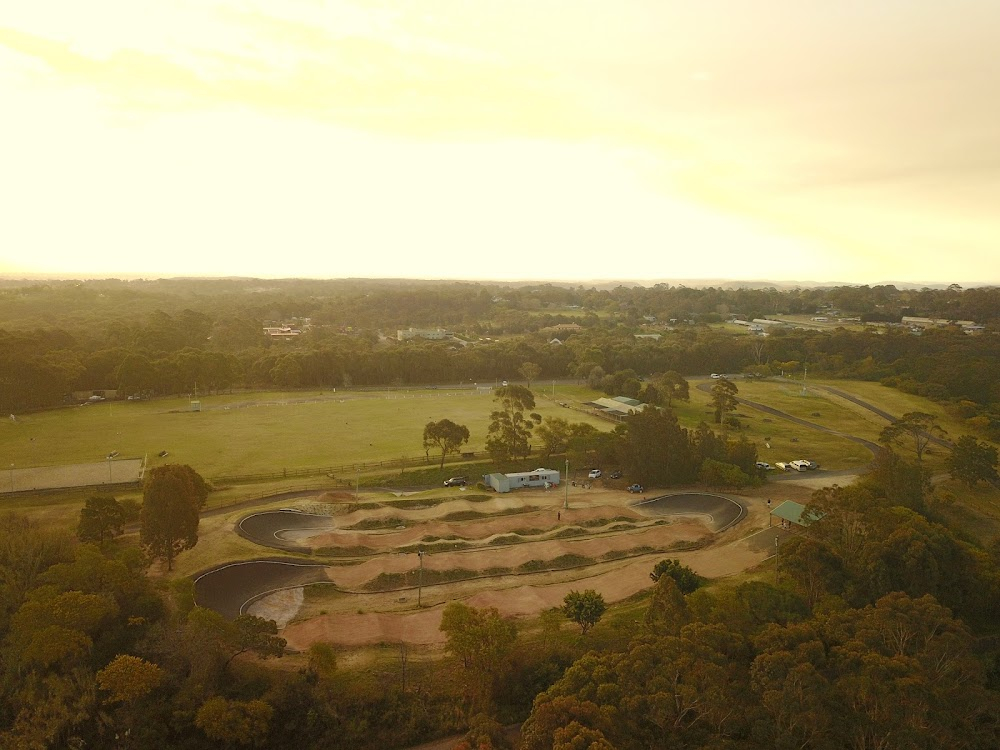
0, 388, 614, 481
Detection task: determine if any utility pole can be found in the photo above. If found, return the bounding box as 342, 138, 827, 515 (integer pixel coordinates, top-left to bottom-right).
774, 535, 779, 584
564, 458, 569, 509
417, 549, 425, 607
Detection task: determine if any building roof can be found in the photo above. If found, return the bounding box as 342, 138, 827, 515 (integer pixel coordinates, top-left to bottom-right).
770, 500, 824, 527
612, 396, 642, 407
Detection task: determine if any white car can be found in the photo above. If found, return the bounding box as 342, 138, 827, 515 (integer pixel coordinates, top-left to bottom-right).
588, 469, 602, 479
710, 373, 722, 379
789, 460, 810, 471
755, 462, 772, 471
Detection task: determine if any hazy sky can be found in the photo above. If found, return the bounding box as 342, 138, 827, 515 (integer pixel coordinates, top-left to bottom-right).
2, 1, 999, 284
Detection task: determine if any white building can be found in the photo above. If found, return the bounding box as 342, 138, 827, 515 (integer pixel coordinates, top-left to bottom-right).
485, 468, 561, 493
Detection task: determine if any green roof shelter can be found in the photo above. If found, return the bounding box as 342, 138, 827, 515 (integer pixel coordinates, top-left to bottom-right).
769, 500, 824, 528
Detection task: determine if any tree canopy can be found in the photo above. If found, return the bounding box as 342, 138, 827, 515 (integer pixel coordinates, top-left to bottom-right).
139, 464, 209, 571
422, 419, 471, 469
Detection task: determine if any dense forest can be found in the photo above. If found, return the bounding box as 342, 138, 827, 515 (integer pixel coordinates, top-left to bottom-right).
2, 278, 1000, 439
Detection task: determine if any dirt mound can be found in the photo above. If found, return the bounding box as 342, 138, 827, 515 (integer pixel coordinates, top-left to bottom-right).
318, 490, 356, 502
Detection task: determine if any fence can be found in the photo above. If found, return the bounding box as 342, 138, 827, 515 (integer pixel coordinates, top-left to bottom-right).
211, 450, 490, 485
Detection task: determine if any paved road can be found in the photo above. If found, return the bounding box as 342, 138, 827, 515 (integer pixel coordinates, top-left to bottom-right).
696, 381, 882, 458
815, 384, 952, 450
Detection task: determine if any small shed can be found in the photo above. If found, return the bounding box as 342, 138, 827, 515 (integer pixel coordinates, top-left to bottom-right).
769, 500, 823, 528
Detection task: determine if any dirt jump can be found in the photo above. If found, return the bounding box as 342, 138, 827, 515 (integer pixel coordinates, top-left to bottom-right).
192, 485, 791, 649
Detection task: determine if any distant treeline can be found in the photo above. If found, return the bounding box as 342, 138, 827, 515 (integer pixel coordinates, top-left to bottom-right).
1, 279, 999, 436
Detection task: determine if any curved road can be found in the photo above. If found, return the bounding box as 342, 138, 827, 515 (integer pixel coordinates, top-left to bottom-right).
696, 381, 882, 457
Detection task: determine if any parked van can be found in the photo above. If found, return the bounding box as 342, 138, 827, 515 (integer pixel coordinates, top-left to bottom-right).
789, 460, 810, 471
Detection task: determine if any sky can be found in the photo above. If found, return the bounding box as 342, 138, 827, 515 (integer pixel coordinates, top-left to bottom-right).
1, 0, 999, 285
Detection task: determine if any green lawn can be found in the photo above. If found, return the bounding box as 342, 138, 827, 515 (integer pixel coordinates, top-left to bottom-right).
1, 388, 614, 481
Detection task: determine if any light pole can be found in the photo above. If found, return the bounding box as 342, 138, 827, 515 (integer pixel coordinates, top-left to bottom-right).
8, 463, 13, 493
564, 458, 569, 509
417, 549, 425, 607
774, 534, 779, 584
107, 454, 112, 483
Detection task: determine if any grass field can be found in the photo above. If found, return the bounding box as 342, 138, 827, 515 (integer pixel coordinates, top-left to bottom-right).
1, 388, 614, 480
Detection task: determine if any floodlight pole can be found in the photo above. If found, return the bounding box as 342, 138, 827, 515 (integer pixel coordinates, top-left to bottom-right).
8, 463, 13, 493
564, 459, 569, 509
107, 454, 112, 483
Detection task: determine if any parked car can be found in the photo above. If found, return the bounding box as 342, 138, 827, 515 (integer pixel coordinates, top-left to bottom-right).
710, 373, 722, 379
755, 461, 772, 471
805, 460, 819, 470
443, 476, 467, 487
627, 484, 644, 493
789, 460, 810, 471
609, 470, 623, 479
588, 469, 602, 479
775, 462, 791, 471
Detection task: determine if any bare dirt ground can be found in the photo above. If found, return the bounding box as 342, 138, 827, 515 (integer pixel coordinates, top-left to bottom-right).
268, 480, 818, 650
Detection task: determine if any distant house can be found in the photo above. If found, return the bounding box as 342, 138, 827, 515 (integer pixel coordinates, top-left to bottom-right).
263, 326, 301, 338
539, 323, 583, 334
397, 328, 452, 341
901, 316, 975, 329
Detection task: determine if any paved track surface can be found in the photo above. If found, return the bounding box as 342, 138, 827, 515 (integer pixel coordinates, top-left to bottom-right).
633, 492, 745, 532
236, 510, 335, 551
193, 559, 329, 619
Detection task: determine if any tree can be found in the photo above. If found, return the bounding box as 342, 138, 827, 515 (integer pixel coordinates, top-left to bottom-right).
535, 416, 572, 459
644, 575, 691, 637
139, 464, 209, 571
617, 407, 694, 487
947, 434, 999, 487
96, 654, 163, 704
710, 378, 739, 424
518, 361, 542, 389
196, 697, 274, 747
699, 458, 750, 491
422, 419, 471, 469
655, 371, 689, 407
485, 385, 541, 464
649, 558, 703, 594
563, 590, 606, 634
440, 602, 518, 709
879, 411, 947, 464
76, 494, 126, 547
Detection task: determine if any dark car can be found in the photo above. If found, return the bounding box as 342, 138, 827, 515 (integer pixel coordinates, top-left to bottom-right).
443, 476, 467, 487
609, 470, 623, 479
627, 484, 644, 493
